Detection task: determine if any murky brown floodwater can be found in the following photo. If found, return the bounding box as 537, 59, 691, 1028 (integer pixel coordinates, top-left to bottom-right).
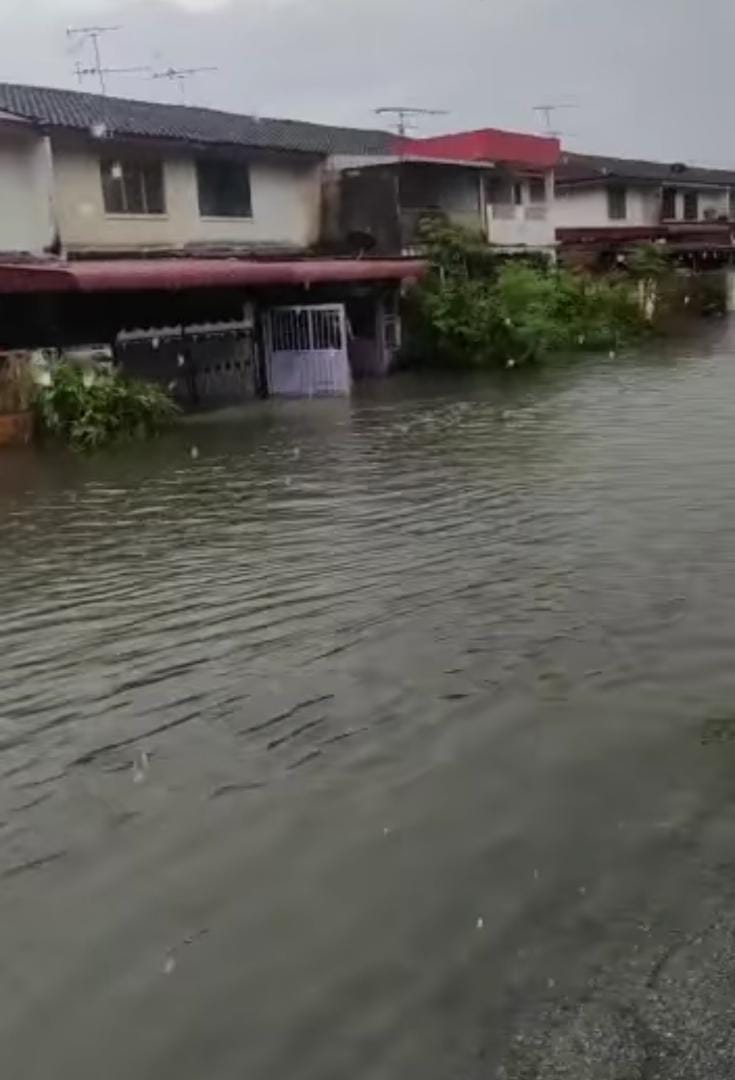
4, 326, 735, 1078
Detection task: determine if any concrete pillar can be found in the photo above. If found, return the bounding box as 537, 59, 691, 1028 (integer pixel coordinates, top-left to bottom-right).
725, 267, 735, 313
28, 133, 59, 254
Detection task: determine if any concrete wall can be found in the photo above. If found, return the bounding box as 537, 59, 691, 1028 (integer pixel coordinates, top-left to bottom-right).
554, 184, 661, 228
666, 187, 729, 221
51, 135, 322, 253
0, 122, 55, 255
487, 174, 555, 249
555, 182, 732, 228
696, 188, 729, 219
398, 163, 485, 236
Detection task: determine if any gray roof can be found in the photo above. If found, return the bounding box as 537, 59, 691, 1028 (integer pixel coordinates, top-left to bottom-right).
339, 154, 495, 171
557, 151, 735, 188
0, 82, 394, 157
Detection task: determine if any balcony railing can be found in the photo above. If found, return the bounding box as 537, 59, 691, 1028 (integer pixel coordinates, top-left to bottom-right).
487, 203, 554, 248
490, 204, 548, 222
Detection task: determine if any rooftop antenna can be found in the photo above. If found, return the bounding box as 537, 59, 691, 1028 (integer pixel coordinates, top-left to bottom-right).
73, 59, 152, 94
151, 66, 218, 104
532, 103, 578, 140
67, 26, 144, 95
375, 106, 448, 138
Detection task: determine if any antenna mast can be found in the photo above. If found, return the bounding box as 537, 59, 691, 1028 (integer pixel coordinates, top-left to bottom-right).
67, 26, 132, 95
151, 67, 218, 103
532, 103, 578, 140
375, 106, 448, 138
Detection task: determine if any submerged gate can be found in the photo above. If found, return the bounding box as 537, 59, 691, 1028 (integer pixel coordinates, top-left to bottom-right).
265, 304, 351, 397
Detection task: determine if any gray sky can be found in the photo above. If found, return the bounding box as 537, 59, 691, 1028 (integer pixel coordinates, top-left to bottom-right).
0, 0, 731, 165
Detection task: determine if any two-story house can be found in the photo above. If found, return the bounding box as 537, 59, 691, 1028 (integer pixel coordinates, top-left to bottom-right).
324, 128, 560, 258
554, 152, 735, 264
0, 83, 422, 397
0, 81, 395, 259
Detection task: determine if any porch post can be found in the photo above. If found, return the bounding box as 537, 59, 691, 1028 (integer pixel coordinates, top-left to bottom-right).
478, 173, 489, 239
725, 266, 735, 313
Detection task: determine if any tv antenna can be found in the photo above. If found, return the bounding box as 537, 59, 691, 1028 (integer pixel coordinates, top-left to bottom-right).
151, 66, 218, 103
67, 26, 147, 95
375, 106, 448, 137
532, 103, 578, 139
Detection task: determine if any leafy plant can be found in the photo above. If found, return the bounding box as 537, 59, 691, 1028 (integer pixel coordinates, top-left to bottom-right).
0, 353, 36, 414
626, 243, 670, 281
418, 218, 500, 281
407, 223, 648, 368
35, 363, 178, 451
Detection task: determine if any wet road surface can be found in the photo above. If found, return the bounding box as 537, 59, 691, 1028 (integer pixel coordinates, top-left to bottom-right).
3, 328, 735, 1077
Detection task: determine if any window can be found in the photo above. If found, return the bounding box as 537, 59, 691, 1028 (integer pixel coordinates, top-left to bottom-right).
607, 184, 627, 220
529, 177, 547, 203
513, 182, 524, 206
197, 160, 252, 218
100, 159, 165, 215
661, 187, 677, 219
683, 191, 699, 221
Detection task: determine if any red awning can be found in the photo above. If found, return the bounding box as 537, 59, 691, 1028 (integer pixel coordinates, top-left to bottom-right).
0, 258, 427, 295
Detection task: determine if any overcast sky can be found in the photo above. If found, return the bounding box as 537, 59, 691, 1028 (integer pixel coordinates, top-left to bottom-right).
0, 0, 731, 164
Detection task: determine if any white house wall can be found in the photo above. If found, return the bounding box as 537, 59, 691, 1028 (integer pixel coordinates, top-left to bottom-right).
554, 184, 661, 228
51, 136, 323, 253
676, 187, 729, 219
0, 124, 55, 255
487, 174, 556, 249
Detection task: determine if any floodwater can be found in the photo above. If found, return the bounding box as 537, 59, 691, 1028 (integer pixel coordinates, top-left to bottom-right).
4, 327, 735, 1079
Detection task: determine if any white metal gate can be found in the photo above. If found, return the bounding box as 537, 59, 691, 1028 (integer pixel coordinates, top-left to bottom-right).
265, 304, 351, 397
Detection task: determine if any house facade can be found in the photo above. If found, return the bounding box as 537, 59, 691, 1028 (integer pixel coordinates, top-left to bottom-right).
403, 129, 559, 254
554, 152, 735, 264
0, 86, 563, 261
325, 128, 560, 257
0, 113, 56, 255
323, 156, 491, 254
51, 135, 323, 255
0, 82, 392, 259
0, 83, 418, 399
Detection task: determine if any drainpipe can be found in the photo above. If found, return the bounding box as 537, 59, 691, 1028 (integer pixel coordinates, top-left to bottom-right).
479, 172, 489, 240
38, 130, 62, 257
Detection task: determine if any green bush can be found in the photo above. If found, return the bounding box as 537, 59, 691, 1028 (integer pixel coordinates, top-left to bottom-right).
35, 364, 178, 451
407, 223, 648, 368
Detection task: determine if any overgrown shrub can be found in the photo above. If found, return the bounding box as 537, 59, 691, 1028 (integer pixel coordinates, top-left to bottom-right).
35, 364, 178, 451
407, 224, 648, 368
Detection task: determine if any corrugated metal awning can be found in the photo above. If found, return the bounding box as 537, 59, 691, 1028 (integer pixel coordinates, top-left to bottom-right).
0, 258, 427, 295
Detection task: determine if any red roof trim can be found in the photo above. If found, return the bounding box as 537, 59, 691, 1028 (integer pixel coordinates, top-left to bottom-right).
394, 128, 560, 169
0, 258, 427, 295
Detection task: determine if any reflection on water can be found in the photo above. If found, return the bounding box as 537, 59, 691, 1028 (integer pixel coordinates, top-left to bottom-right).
3, 326, 735, 1077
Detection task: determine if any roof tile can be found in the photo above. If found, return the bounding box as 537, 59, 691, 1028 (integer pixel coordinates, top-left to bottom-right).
558, 151, 735, 187
0, 82, 393, 157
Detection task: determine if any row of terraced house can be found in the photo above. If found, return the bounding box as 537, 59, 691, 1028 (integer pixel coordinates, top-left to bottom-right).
1, 81, 735, 400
